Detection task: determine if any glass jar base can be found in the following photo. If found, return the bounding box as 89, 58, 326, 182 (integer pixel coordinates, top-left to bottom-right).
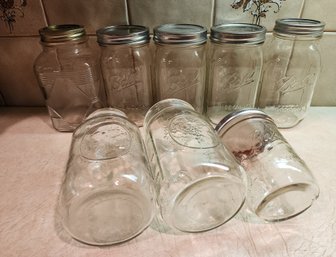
262, 106, 305, 128
63, 188, 153, 245
255, 182, 319, 222
170, 175, 245, 233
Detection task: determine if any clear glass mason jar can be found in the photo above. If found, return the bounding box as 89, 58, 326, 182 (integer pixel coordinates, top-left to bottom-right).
58, 108, 156, 245
97, 25, 152, 126
144, 99, 246, 233
257, 18, 325, 128
215, 109, 319, 222
205, 23, 266, 124
34, 24, 106, 132
153, 24, 207, 113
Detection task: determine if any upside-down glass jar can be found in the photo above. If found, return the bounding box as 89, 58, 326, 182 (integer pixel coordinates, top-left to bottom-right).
257, 18, 325, 128
144, 98, 246, 233
34, 24, 106, 132
153, 24, 207, 113
205, 23, 266, 124
97, 25, 153, 126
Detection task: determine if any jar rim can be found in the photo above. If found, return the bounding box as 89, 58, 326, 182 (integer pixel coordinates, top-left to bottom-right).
215, 108, 274, 137
274, 18, 325, 38
210, 23, 266, 45
96, 25, 150, 45
153, 24, 207, 45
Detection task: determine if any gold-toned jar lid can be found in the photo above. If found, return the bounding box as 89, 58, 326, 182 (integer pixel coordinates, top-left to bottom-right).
39, 24, 87, 45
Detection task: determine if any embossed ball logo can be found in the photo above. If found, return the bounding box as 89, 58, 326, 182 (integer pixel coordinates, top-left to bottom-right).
168, 114, 219, 149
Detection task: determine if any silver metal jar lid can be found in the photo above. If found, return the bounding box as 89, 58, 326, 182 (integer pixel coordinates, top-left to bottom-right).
215, 109, 274, 137
274, 18, 325, 38
153, 24, 207, 45
96, 25, 150, 45
210, 23, 266, 44
39, 24, 87, 45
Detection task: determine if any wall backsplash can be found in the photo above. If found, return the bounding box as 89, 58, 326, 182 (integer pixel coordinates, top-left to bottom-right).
0, 0, 335, 106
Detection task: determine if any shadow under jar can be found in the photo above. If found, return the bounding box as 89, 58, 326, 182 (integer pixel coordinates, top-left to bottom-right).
34, 24, 105, 132
153, 24, 207, 113
205, 23, 266, 125
144, 99, 246, 233
97, 25, 153, 127
58, 108, 156, 245
257, 18, 325, 128
215, 109, 319, 222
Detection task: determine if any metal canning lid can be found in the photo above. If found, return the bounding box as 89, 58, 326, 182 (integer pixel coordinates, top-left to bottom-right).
96, 25, 150, 45
274, 18, 325, 38
153, 24, 207, 45
39, 24, 86, 45
210, 23, 266, 44
215, 109, 274, 137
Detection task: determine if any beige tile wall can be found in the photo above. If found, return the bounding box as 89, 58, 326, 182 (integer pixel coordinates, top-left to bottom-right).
215, 0, 305, 31
0, 0, 334, 106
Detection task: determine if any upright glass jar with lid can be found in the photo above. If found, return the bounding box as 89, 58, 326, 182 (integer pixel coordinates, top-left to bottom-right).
153, 24, 207, 113
97, 25, 152, 126
34, 24, 105, 132
257, 18, 325, 128
205, 23, 266, 125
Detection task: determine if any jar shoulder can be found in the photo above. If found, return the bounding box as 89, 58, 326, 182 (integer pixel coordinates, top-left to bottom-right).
34, 47, 99, 71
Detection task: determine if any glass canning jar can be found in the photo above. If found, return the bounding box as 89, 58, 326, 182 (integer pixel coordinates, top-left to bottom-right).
257, 18, 325, 128
34, 24, 106, 132
205, 23, 266, 124
153, 24, 207, 113
216, 109, 319, 222
144, 99, 246, 233
58, 108, 156, 245
97, 25, 152, 126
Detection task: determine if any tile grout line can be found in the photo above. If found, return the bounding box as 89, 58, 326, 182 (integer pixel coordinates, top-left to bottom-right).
299, 0, 306, 18
39, 0, 49, 26
211, 0, 217, 28
125, 0, 131, 25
